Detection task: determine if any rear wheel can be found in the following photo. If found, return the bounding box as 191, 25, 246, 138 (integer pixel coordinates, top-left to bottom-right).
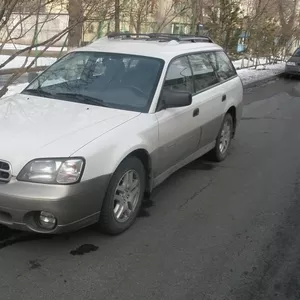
99, 156, 145, 235
209, 113, 233, 162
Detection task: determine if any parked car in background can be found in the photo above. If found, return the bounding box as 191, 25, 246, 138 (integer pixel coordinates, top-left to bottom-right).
285, 48, 300, 76
0, 33, 243, 235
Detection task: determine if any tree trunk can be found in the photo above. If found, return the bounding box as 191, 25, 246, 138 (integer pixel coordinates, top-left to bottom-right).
190, 0, 197, 35
68, 0, 83, 49
136, 21, 141, 35
115, 0, 120, 33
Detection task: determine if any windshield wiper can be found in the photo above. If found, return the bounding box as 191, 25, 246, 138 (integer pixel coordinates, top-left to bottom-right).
55, 92, 109, 107
23, 88, 53, 97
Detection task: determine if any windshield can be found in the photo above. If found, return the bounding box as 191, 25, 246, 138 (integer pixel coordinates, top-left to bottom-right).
292, 48, 300, 57
23, 52, 164, 113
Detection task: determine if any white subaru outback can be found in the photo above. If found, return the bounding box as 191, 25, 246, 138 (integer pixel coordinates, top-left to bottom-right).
0, 33, 243, 235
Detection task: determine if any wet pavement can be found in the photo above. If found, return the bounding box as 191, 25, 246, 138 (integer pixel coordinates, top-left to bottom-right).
1, 77, 300, 300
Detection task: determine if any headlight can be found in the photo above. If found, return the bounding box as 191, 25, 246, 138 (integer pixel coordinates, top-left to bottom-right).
17, 158, 85, 184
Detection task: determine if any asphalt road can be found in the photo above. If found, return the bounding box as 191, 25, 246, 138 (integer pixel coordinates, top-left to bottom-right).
1, 77, 300, 300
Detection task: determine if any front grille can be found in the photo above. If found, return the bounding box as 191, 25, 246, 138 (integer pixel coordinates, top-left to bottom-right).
0, 160, 11, 183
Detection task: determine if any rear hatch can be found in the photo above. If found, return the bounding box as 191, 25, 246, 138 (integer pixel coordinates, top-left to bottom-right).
287, 48, 300, 67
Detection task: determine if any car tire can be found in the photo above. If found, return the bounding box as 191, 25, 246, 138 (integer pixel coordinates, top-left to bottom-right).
209, 113, 233, 162
99, 156, 145, 235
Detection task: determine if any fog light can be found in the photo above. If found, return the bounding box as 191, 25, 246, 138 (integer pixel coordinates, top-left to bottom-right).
39, 211, 57, 230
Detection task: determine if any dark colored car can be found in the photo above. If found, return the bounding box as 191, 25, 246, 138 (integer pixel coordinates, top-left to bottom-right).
285, 48, 300, 75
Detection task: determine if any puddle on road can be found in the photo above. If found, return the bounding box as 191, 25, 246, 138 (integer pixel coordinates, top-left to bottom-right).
29, 259, 42, 270
70, 244, 99, 256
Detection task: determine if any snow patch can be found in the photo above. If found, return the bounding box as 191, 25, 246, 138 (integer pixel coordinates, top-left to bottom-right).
3, 43, 67, 52
232, 57, 283, 69
0, 55, 56, 70
237, 63, 285, 86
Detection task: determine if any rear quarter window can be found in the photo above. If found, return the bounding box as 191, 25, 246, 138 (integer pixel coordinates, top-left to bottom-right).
188, 53, 219, 93
207, 51, 236, 82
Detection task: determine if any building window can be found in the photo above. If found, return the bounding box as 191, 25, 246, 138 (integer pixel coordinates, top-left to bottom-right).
171, 23, 188, 35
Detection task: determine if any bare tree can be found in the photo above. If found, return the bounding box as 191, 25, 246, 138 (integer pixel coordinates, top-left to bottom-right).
189, 0, 205, 34
68, 0, 84, 48
203, 0, 243, 52
114, 0, 120, 32
154, 0, 191, 33
238, 0, 277, 65
126, 0, 156, 34
0, 0, 106, 98
277, 0, 299, 56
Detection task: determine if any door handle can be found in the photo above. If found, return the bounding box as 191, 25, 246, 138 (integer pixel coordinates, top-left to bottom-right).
193, 108, 199, 117
222, 94, 227, 102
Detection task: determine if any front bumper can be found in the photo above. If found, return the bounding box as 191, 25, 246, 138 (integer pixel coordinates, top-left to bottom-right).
0, 175, 110, 234
285, 65, 300, 75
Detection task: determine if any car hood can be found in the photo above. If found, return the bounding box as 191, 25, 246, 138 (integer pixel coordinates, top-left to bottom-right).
288, 56, 300, 63
0, 94, 140, 174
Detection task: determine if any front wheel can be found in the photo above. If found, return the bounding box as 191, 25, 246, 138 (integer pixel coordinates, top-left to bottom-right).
209, 113, 233, 162
99, 156, 145, 235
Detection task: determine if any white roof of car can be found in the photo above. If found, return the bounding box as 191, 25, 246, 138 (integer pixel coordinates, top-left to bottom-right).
76, 36, 223, 61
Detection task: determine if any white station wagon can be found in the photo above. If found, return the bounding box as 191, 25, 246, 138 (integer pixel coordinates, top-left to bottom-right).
0, 33, 243, 235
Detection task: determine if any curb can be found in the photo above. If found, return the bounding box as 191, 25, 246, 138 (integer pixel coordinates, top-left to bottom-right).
243, 72, 284, 89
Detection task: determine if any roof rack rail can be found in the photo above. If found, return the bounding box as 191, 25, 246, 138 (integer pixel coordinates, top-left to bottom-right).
107, 32, 151, 40
148, 33, 214, 43
107, 32, 214, 43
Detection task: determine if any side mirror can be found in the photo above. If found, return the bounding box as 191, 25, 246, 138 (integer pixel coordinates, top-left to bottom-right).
28, 72, 38, 83
160, 89, 192, 109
